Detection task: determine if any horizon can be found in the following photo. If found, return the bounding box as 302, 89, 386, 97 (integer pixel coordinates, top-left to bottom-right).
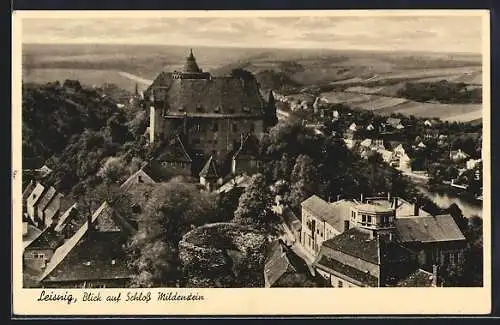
21, 15, 483, 54
23, 42, 482, 57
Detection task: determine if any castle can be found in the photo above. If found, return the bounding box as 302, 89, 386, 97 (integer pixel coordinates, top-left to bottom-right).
144, 49, 277, 182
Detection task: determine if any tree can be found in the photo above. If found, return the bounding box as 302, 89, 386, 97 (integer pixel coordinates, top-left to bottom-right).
289, 155, 318, 211
233, 173, 275, 232
127, 179, 218, 287
97, 156, 128, 184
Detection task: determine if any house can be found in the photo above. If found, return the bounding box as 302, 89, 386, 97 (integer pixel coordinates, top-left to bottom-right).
386, 117, 404, 130
390, 144, 412, 172
313, 227, 417, 287
231, 133, 261, 176
344, 123, 361, 140
43, 193, 64, 228
466, 158, 482, 170
311, 196, 456, 287
366, 123, 375, 131
54, 203, 79, 234
153, 135, 192, 177
120, 165, 157, 192
395, 214, 467, 271
36, 186, 57, 226
23, 222, 43, 250
264, 240, 318, 287
217, 174, 251, 194
395, 266, 438, 287
39, 201, 133, 288
300, 195, 355, 255
424, 119, 433, 127
26, 182, 46, 223
199, 156, 221, 191
416, 141, 427, 149
23, 227, 63, 274
450, 149, 471, 162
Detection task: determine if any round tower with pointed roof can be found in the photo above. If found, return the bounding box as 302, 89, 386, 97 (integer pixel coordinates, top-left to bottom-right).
184, 48, 202, 73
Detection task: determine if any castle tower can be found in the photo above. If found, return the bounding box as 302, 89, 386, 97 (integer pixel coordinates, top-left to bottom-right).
183, 49, 202, 73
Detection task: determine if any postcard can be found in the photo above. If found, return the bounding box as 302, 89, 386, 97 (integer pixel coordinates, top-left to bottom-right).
12, 9, 491, 316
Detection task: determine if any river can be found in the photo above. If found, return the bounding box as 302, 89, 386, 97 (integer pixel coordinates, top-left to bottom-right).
417, 186, 483, 219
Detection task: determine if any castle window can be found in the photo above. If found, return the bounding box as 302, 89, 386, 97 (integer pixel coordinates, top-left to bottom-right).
250, 123, 255, 132
212, 122, 219, 132
231, 123, 238, 133
338, 280, 343, 288
194, 123, 201, 132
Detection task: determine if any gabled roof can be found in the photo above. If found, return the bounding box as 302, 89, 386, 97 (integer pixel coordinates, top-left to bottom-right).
395, 214, 466, 243
23, 224, 43, 250
199, 156, 219, 179
22, 181, 36, 202
322, 227, 379, 264
301, 196, 354, 232
55, 203, 78, 232
44, 193, 64, 223
120, 167, 156, 192
37, 186, 57, 212
39, 201, 127, 283
264, 240, 310, 287
396, 269, 434, 287
24, 227, 62, 251
41, 231, 131, 284
27, 183, 45, 207
314, 252, 378, 287
156, 135, 192, 163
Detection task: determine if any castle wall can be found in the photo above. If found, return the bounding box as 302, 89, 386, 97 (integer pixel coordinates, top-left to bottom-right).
161, 117, 263, 159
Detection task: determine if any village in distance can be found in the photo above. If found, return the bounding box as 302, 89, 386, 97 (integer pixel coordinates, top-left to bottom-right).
21, 20, 484, 289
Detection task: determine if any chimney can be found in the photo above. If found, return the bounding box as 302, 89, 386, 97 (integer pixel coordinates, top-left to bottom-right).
414, 201, 420, 216
337, 194, 341, 201
344, 220, 350, 232
387, 192, 391, 201
432, 264, 439, 287
360, 193, 364, 203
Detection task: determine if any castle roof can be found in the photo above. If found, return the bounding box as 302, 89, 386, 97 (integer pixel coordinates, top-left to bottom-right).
144, 51, 266, 115
199, 156, 219, 179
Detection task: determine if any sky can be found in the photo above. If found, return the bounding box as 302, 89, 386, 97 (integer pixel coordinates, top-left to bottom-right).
20, 14, 484, 53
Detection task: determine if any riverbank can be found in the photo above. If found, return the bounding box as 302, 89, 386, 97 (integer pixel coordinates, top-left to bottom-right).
417, 184, 482, 219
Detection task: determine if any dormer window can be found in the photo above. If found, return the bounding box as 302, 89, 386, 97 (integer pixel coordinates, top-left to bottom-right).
178, 106, 185, 112
214, 106, 220, 113
83, 261, 92, 266
196, 105, 204, 112
111, 259, 116, 265
243, 107, 250, 113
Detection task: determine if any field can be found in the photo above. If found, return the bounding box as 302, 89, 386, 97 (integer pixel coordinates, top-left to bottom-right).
22, 43, 483, 122
320, 90, 482, 121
